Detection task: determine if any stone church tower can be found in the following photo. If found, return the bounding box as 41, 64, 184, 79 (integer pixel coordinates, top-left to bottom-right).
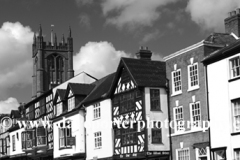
32, 25, 74, 99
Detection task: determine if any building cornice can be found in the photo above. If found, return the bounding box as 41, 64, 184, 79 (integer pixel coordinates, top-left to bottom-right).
163, 40, 224, 61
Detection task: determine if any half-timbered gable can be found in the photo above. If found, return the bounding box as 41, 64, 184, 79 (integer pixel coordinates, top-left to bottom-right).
22, 90, 54, 159
63, 83, 95, 112
111, 48, 169, 160
53, 89, 66, 117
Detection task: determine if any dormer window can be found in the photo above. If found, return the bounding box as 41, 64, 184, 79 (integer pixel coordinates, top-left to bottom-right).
56, 97, 63, 116
68, 90, 75, 111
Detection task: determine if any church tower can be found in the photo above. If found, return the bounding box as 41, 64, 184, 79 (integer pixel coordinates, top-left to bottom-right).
32, 25, 74, 99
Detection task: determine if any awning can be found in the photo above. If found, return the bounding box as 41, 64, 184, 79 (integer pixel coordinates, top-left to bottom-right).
192, 142, 210, 149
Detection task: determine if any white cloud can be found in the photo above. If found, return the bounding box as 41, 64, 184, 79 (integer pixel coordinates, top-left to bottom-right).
186, 0, 240, 31
73, 41, 130, 79
73, 41, 164, 80
75, 0, 93, 6
141, 30, 163, 44
79, 14, 91, 29
101, 0, 177, 30
0, 97, 19, 114
0, 22, 33, 98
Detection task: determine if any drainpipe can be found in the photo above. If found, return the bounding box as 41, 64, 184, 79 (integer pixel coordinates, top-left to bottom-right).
166, 79, 173, 160
204, 65, 212, 160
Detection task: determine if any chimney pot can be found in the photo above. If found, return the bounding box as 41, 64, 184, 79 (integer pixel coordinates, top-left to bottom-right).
236, 8, 240, 14
231, 11, 237, 16
228, 12, 232, 18
136, 47, 152, 60
140, 46, 144, 50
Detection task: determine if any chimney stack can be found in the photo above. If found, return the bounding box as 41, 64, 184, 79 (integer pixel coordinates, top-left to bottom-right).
136, 46, 152, 60
225, 8, 240, 37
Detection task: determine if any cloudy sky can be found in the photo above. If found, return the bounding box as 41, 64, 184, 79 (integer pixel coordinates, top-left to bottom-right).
0, 0, 240, 113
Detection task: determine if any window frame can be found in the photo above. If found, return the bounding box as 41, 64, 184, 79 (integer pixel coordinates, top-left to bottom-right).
234, 149, 240, 160
56, 102, 63, 116
151, 121, 162, 144
173, 106, 184, 133
189, 101, 201, 129
36, 127, 47, 146
12, 135, 15, 151
232, 98, 240, 133
187, 62, 200, 91
94, 131, 102, 149
212, 147, 227, 160
176, 148, 190, 160
150, 89, 161, 111
229, 55, 240, 79
196, 147, 209, 160
59, 120, 72, 149
93, 103, 101, 120
68, 91, 75, 111
121, 125, 137, 146
119, 91, 135, 114
171, 69, 182, 96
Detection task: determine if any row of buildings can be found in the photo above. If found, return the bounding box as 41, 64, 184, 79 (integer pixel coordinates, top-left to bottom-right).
0, 8, 240, 160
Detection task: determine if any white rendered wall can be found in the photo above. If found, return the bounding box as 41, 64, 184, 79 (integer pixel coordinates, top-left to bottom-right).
85, 99, 114, 160
53, 110, 85, 158
9, 128, 25, 156
144, 87, 170, 151
207, 53, 240, 160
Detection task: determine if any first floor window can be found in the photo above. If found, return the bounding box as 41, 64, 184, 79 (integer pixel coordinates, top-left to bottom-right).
152, 122, 162, 143
59, 121, 72, 148
94, 132, 102, 148
232, 98, 240, 132
0, 139, 2, 154
122, 126, 137, 146
93, 103, 101, 119
212, 148, 226, 160
150, 89, 161, 111
59, 128, 65, 148
230, 56, 240, 78
190, 102, 201, 128
174, 106, 184, 132
36, 127, 46, 146
3, 138, 6, 154
177, 148, 190, 160
172, 69, 182, 94
234, 149, 240, 160
12, 135, 15, 151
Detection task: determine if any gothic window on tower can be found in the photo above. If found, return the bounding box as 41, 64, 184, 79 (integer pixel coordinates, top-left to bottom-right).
56, 56, 64, 84
48, 56, 55, 84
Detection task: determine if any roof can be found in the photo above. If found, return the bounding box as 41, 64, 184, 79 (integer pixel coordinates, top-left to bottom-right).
81, 73, 115, 105
202, 39, 240, 64
204, 33, 237, 46
10, 110, 21, 118
121, 58, 167, 87
163, 33, 237, 61
56, 89, 66, 100
68, 83, 95, 96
